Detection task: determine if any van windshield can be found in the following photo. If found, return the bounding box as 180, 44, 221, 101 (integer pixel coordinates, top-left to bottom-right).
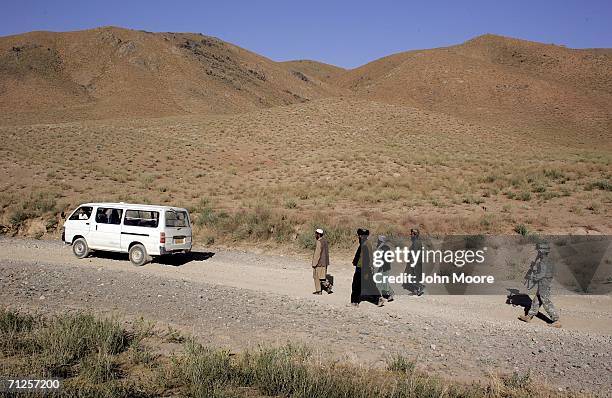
166, 210, 189, 227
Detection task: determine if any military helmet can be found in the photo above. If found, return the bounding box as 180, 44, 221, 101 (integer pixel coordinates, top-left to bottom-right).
536, 241, 551, 253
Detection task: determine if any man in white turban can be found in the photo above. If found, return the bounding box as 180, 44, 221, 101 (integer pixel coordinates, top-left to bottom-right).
312, 228, 332, 294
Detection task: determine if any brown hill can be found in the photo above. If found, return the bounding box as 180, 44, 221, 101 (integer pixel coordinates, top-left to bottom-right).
280, 60, 346, 82
1, 28, 610, 136
0, 26, 342, 124
335, 34, 612, 135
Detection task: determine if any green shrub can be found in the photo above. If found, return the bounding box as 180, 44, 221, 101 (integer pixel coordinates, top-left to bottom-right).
517, 191, 531, 201
481, 174, 499, 183
23, 191, 57, 214
543, 169, 565, 180
540, 191, 560, 200
0, 309, 38, 356
462, 196, 484, 205
9, 208, 31, 225
81, 351, 119, 383
128, 343, 155, 366
164, 325, 186, 343
195, 206, 220, 227
298, 232, 316, 250
60, 380, 147, 398
387, 354, 416, 374
585, 180, 611, 191
176, 339, 235, 396
247, 345, 311, 396
36, 314, 127, 376
8, 192, 58, 226
514, 224, 529, 236
45, 218, 59, 231
503, 371, 533, 390
0, 309, 36, 334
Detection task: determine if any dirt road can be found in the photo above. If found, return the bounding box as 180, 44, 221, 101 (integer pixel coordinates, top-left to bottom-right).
0, 237, 610, 395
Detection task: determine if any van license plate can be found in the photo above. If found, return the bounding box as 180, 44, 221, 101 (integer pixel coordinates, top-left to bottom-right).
174, 238, 185, 244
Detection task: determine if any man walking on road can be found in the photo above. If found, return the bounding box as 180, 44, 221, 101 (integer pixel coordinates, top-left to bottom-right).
350, 228, 367, 306
403, 228, 425, 296
519, 241, 561, 328
312, 228, 332, 295
375, 235, 394, 302
351, 228, 384, 307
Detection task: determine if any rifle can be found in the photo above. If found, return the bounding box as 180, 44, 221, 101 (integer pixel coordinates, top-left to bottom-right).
524, 258, 539, 290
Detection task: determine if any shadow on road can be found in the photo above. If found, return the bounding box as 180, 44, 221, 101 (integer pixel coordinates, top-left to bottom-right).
505, 289, 553, 324
154, 251, 215, 266
87, 251, 215, 267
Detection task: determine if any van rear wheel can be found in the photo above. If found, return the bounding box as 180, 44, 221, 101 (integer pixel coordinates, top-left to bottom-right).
129, 244, 149, 266
72, 238, 89, 258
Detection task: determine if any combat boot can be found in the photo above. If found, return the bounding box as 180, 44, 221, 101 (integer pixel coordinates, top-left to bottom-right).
518, 314, 533, 323
548, 320, 562, 328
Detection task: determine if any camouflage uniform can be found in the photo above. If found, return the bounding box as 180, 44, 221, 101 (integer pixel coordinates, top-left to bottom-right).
526, 243, 559, 322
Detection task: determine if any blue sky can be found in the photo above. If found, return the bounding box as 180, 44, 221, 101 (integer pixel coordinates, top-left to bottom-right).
2, 0, 611, 68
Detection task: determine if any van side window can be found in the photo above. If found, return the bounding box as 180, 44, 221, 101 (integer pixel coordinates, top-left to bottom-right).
124, 210, 159, 228
166, 210, 189, 227
69, 206, 93, 220
95, 208, 123, 225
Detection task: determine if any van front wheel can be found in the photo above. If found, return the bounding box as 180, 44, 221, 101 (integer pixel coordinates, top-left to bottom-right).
73, 238, 90, 258
129, 244, 149, 266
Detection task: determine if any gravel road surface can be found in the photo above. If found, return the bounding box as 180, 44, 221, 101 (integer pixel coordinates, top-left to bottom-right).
0, 237, 610, 396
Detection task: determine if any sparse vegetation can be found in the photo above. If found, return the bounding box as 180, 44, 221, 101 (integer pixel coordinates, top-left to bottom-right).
387, 353, 416, 374
514, 224, 529, 236
284, 198, 298, 209
0, 309, 573, 398
0, 83, 609, 247
585, 179, 611, 192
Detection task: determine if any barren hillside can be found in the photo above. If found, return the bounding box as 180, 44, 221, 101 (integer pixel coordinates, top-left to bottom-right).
280, 59, 346, 82
0, 28, 610, 246
1, 28, 610, 135
0, 26, 341, 124
335, 34, 612, 136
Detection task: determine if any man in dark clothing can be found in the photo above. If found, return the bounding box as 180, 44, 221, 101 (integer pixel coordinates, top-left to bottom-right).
375, 235, 394, 301
350, 228, 384, 307
350, 228, 367, 305
409, 229, 425, 296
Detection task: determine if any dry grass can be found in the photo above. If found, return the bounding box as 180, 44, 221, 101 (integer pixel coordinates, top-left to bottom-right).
0, 308, 579, 398
0, 98, 610, 252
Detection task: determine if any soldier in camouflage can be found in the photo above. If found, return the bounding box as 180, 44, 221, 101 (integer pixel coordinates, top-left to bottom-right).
518, 241, 561, 328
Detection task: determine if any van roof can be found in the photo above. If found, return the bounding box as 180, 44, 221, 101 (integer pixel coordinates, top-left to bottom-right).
79, 202, 188, 212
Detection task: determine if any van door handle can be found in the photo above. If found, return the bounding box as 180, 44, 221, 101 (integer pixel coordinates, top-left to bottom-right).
85, 222, 90, 225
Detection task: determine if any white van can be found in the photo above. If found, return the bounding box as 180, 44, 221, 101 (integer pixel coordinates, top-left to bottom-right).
62, 202, 192, 266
